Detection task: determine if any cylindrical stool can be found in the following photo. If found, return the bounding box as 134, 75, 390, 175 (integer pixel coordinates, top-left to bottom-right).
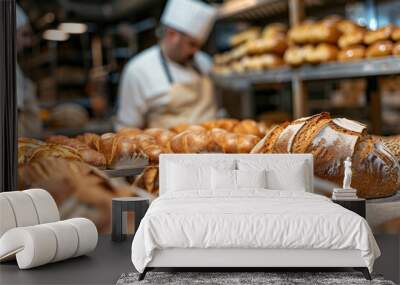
112, 197, 149, 242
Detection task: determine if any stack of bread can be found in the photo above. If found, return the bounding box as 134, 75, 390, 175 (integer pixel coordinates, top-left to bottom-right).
213, 23, 288, 74
285, 16, 400, 65
18, 138, 136, 233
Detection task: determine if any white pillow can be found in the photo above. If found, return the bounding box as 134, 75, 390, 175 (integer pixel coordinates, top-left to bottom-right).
212, 168, 237, 190
167, 163, 211, 191
238, 159, 308, 191
266, 162, 307, 191
236, 169, 267, 189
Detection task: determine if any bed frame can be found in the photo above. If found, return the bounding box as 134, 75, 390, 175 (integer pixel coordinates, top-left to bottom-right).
138, 154, 372, 281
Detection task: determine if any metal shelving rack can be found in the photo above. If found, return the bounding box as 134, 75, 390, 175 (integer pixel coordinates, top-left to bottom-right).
212, 0, 399, 134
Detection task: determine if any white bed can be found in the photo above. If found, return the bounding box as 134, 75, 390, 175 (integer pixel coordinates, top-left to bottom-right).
131, 154, 380, 280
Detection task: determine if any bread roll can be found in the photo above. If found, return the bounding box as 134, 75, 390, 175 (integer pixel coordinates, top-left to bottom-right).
46, 135, 106, 168
338, 29, 365, 49
364, 25, 395, 45
366, 40, 393, 58
393, 41, 400, 56
287, 22, 315, 45
305, 43, 338, 64
288, 21, 340, 45
262, 23, 287, 38
232, 119, 266, 138
338, 46, 365, 62
247, 36, 288, 55
18, 138, 45, 165
336, 20, 365, 34
201, 119, 239, 132
208, 128, 259, 153
170, 129, 210, 153
76, 133, 101, 151
251, 113, 400, 198
230, 27, 260, 47
284, 45, 313, 66
392, 27, 400, 42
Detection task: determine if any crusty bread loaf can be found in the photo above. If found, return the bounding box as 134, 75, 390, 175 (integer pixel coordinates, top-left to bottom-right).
46, 135, 106, 168
232, 119, 266, 138
392, 27, 400, 42
76, 133, 101, 151
170, 129, 210, 153
366, 40, 393, 58
338, 30, 365, 49
374, 135, 400, 162
247, 36, 288, 55
251, 113, 400, 198
284, 45, 313, 66
336, 19, 365, 34
393, 42, 400, 56
288, 21, 340, 45
305, 43, 338, 64
18, 137, 45, 165
201, 119, 239, 132
338, 45, 366, 62
208, 128, 259, 153
364, 25, 395, 45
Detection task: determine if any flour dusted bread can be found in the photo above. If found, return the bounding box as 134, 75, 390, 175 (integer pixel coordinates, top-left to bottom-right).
252, 113, 400, 198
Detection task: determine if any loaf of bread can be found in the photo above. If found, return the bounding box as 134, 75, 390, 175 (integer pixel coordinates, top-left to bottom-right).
18, 137, 45, 165
208, 128, 260, 153
76, 133, 101, 151
288, 21, 340, 45
143, 128, 176, 150
338, 29, 366, 49
46, 135, 106, 168
364, 25, 395, 45
230, 27, 260, 47
374, 135, 400, 162
392, 27, 400, 42
28, 144, 83, 164
393, 42, 400, 56
170, 129, 210, 153
305, 43, 338, 64
336, 19, 365, 34
247, 36, 288, 55
251, 112, 400, 198
134, 165, 159, 194
202, 119, 239, 132
366, 40, 393, 58
284, 45, 313, 66
262, 23, 287, 39
232, 119, 266, 138
338, 46, 366, 62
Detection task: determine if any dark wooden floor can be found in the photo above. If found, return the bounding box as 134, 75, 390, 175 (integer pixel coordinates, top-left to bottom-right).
0, 234, 398, 285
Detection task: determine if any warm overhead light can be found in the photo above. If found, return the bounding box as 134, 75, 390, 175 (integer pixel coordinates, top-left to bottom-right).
42, 29, 69, 41
58, 23, 87, 34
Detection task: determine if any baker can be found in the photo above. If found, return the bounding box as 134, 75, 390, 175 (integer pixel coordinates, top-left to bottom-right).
115, 0, 218, 130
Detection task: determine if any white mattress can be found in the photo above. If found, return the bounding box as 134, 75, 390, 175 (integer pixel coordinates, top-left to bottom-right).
131, 190, 380, 273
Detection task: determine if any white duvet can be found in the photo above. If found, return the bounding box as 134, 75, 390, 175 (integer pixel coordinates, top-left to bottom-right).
131, 190, 380, 273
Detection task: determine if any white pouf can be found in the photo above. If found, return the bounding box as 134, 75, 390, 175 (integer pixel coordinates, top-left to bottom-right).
24, 189, 60, 224
0, 192, 39, 227
0, 196, 17, 237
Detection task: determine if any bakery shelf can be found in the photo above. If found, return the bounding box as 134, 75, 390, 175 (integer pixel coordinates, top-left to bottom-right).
297, 57, 400, 81
103, 167, 146, 178
212, 57, 400, 86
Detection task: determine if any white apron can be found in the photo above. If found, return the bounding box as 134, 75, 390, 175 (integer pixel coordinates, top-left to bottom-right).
145, 48, 217, 129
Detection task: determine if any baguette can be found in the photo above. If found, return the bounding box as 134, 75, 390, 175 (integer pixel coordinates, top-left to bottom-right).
364, 25, 395, 45
366, 40, 393, 58
338, 46, 366, 62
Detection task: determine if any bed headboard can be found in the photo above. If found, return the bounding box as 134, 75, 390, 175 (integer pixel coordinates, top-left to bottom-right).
159, 154, 314, 195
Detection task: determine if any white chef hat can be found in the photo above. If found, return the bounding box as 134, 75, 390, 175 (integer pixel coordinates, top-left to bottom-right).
161, 0, 217, 44
16, 4, 29, 29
